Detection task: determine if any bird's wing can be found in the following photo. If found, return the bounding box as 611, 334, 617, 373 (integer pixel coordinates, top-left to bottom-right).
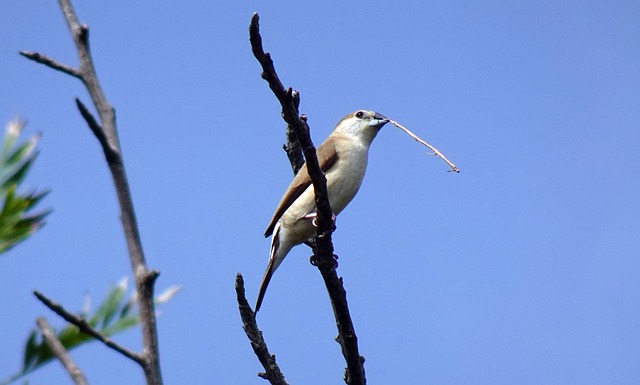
264, 139, 339, 237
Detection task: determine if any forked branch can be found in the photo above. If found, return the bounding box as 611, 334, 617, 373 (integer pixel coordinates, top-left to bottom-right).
33, 291, 144, 364
22, 1, 163, 384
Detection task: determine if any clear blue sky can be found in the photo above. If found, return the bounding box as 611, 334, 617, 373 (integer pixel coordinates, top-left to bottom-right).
2, 1, 639, 384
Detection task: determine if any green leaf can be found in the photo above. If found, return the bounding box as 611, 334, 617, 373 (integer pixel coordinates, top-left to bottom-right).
21, 331, 38, 371
102, 314, 140, 336
89, 281, 126, 328
0, 119, 49, 255
3, 135, 38, 170
1, 155, 38, 191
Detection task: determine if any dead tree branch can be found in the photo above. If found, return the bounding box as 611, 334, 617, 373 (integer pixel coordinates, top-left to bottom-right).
36, 317, 90, 385
247, 13, 366, 385
22, 1, 163, 384
235, 274, 289, 385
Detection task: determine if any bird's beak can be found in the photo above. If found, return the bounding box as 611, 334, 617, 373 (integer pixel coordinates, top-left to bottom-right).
369, 112, 389, 128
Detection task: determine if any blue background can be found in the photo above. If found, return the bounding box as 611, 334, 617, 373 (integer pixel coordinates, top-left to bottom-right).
2, 1, 639, 384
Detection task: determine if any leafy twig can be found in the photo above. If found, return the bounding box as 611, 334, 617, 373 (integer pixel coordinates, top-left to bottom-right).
0, 120, 50, 253
33, 291, 144, 364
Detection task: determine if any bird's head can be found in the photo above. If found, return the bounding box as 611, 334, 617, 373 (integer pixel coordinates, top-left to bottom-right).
333, 110, 389, 144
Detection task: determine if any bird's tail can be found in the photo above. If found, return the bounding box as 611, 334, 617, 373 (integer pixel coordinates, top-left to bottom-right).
255, 222, 284, 312
255, 260, 275, 312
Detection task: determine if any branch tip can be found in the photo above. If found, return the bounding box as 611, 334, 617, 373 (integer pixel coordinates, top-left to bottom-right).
19, 50, 81, 79
235, 272, 289, 384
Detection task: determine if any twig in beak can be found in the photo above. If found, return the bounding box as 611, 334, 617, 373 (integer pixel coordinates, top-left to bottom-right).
388, 120, 460, 173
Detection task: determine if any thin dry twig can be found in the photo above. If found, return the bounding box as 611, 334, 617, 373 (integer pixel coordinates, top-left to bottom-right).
235, 274, 289, 385
389, 120, 460, 173
248, 13, 366, 385
34, 291, 144, 365
23, 1, 163, 384
36, 317, 90, 385
19, 51, 81, 79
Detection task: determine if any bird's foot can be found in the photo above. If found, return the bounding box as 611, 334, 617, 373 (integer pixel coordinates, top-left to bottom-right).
308, 212, 337, 235
310, 253, 339, 269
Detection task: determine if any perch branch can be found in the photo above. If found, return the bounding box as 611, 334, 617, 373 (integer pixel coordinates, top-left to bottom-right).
235, 274, 289, 385
23, 0, 163, 384
34, 291, 144, 365
249, 13, 366, 385
36, 317, 90, 385
249, 12, 334, 250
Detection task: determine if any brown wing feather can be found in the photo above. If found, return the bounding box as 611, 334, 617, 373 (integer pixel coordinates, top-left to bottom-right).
264, 139, 339, 237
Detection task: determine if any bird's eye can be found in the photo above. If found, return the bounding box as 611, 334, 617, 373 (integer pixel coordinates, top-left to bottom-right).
355, 111, 365, 118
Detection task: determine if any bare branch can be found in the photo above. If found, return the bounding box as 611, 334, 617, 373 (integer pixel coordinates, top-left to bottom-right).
281, 91, 304, 174
249, 13, 366, 385
36, 317, 90, 385
317, 269, 366, 385
249, 14, 287, 104
235, 274, 289, 385
19, 51, 81, 79
249, 15, 304, 174
34, 291, 144, 365
74, 98, 120, 164
19, 1, 165, 383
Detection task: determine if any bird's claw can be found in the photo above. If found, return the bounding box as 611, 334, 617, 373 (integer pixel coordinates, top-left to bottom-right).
311, 213, 337, 233
310, 254, 339, 269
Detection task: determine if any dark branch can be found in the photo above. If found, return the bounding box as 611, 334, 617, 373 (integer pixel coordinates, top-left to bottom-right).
249, 13, 366, 385
249, 14, 287, 103
235, 274, 289, 385
19, 51, 82, 79
249, 13, 333, 234
281, 91, 304, 174
36, 317, 90, 385
249, 14, 304, 174
34, 291, 144, 365
318, 269, 366, 384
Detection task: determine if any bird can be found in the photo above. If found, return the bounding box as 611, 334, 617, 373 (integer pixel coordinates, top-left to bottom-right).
256, 110, 389, 311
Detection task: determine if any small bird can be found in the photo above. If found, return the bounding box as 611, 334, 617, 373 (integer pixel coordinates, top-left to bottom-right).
256, 110, 389, 311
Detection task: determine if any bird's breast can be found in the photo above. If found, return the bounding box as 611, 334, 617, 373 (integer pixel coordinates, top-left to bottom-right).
279, 138, 370, 244
325, 141, 369, 215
